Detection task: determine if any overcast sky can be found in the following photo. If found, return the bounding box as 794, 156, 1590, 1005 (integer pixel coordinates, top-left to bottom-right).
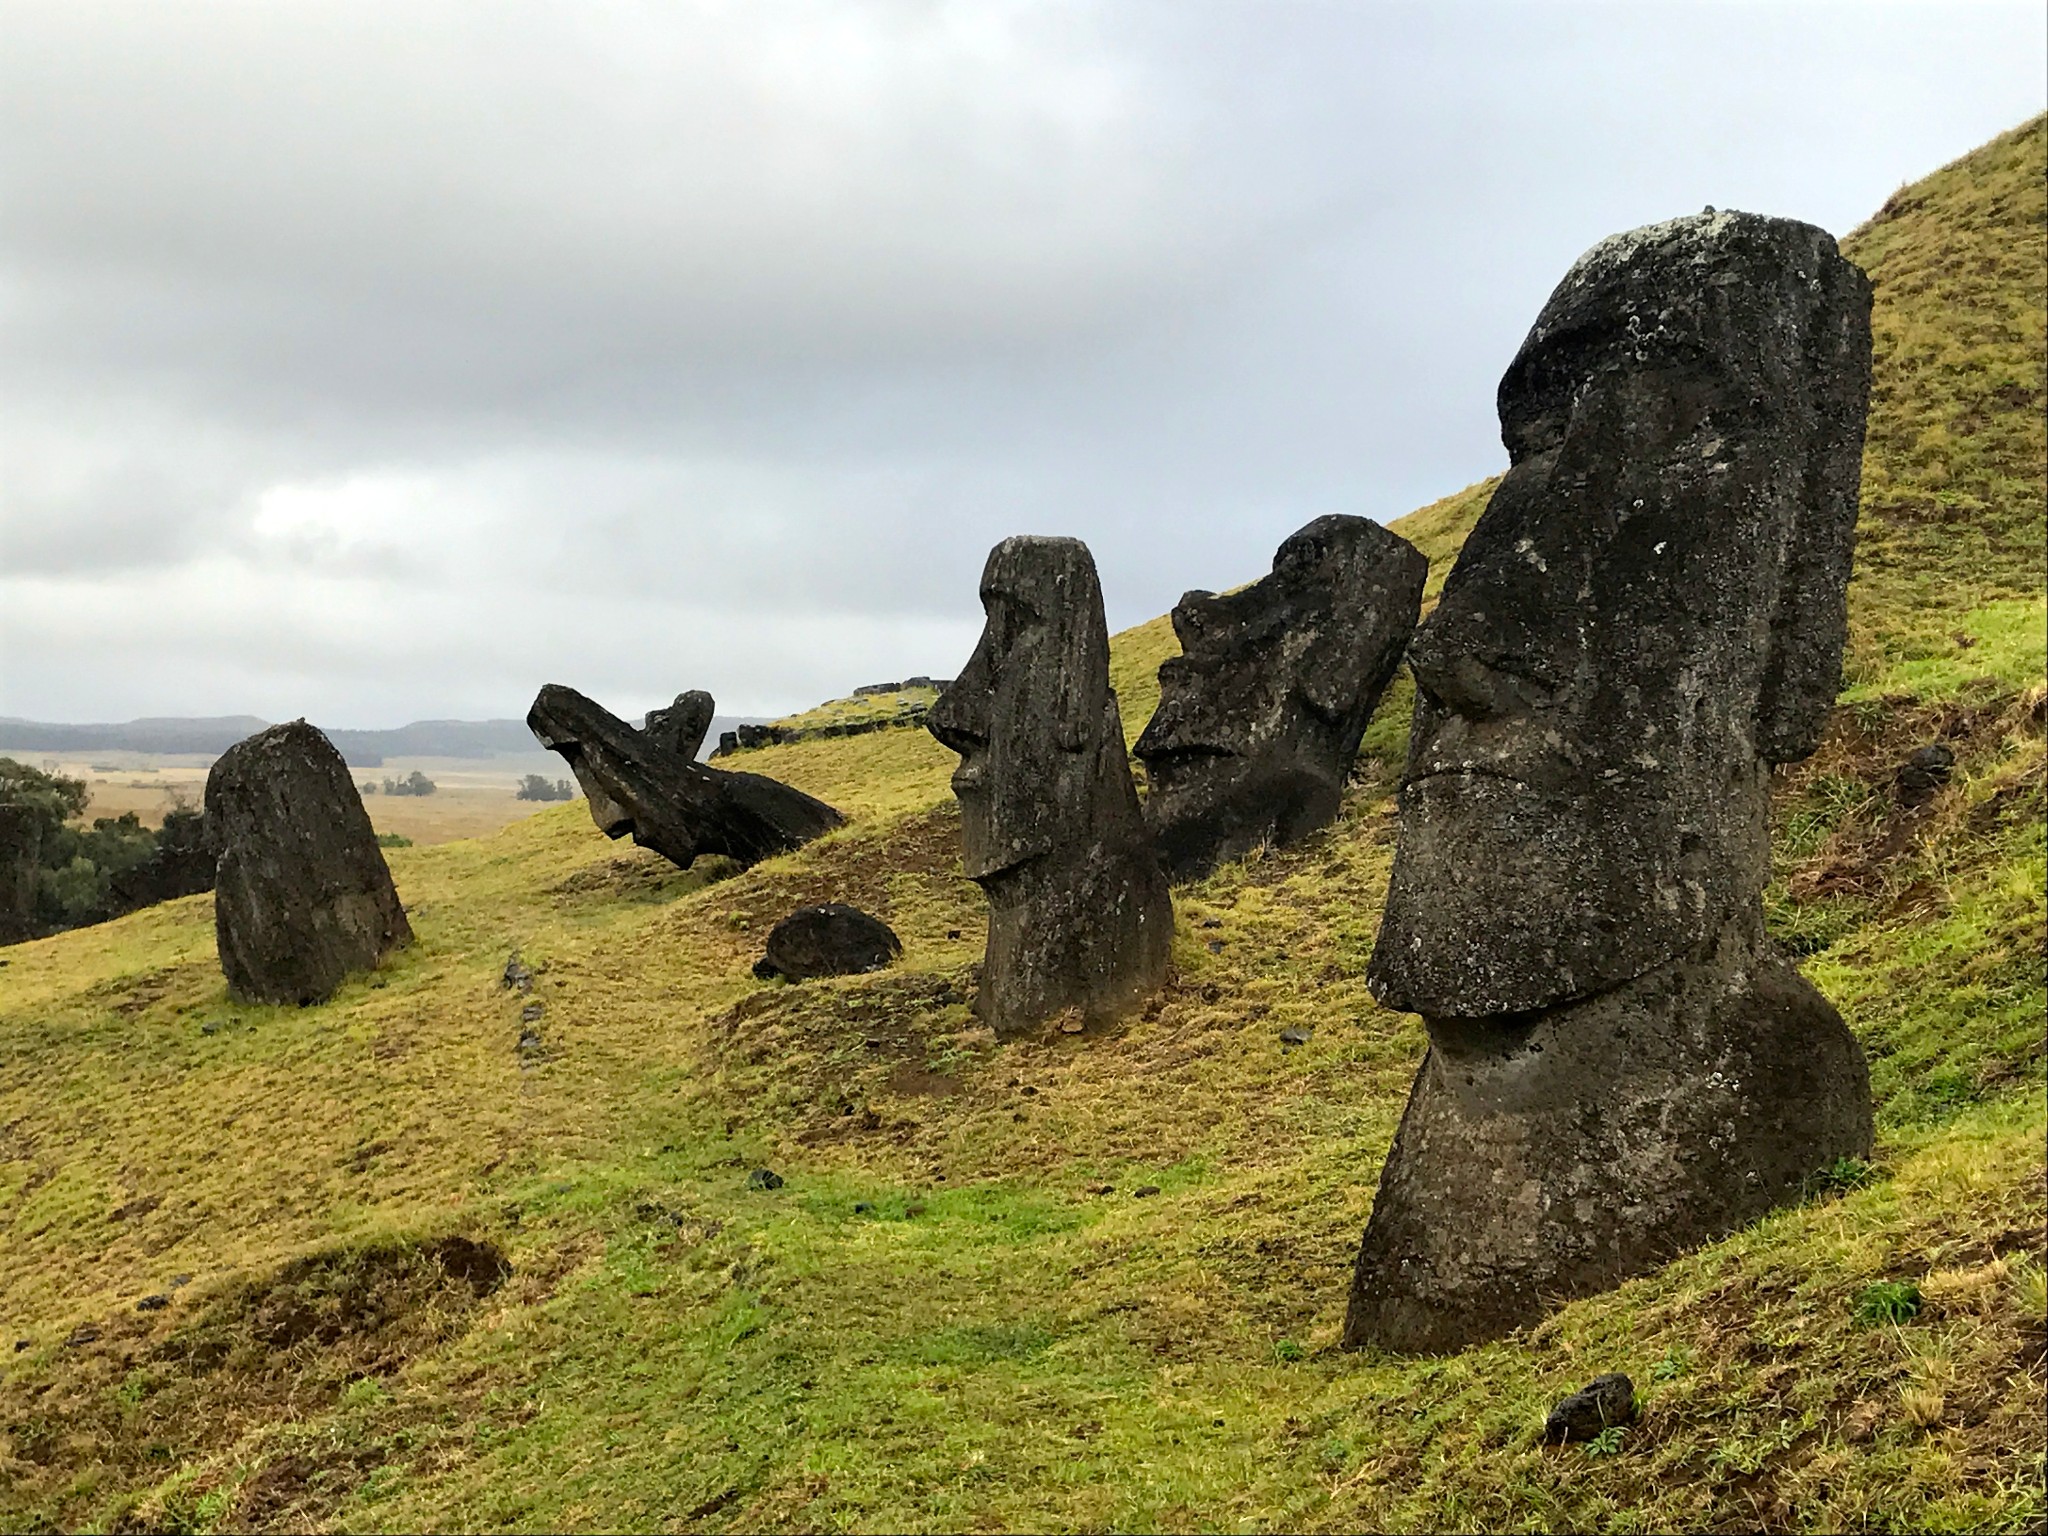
1, 1, 2041, 726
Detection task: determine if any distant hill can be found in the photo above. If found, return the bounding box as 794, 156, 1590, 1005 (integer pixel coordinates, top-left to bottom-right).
0, 714, 764, 765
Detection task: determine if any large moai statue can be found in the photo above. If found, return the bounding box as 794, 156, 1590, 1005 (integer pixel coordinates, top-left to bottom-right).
528, 685, 842, 870
1136, 515, 1427, 883
928, 537, 1173, 1037
644, 690, 716, 760
207, 721, 412, 1005
1344, 212, 1876, 1353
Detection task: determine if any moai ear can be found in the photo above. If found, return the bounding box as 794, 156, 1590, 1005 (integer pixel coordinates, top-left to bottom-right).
1754, 260, 1871, 765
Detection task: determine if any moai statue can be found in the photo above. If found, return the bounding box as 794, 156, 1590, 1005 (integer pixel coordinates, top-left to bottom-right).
529, 685, 843, 870
1344, 211, 1876, 1353
644, 690, 716, 760
927, 537, 1173, 1037
207, 720, 412, 1005
1136, 515, 1428, 883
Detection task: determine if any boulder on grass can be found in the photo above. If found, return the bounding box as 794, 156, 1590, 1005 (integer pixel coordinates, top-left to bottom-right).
206, 721, 411, 1005
753, 904, 902, 981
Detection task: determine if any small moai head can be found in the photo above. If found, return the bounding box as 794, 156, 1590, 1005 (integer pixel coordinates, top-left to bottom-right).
927, 536, 1141, 888
1369, 211, 1873, 1019
1136, 515, 1426, 879
644, 690, 716, 760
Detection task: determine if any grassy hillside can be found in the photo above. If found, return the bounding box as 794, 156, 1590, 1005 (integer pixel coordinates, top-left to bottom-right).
1, 122, 2042, 1534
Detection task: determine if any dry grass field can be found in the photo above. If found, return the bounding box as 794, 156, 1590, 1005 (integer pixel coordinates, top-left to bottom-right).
49, 758, 569, 847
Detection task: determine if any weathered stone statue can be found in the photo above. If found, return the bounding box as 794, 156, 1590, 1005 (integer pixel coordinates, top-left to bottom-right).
207, 720, 412, 1005
644, 690, 715, 760
1136, 515, 1427, 882
528, 684, 842, 870
927, 537, 1172, 1036
1345, 211, 1876, 1353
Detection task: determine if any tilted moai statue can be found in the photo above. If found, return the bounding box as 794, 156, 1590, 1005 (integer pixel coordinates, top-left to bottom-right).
529, 684, 843, 870
1345, 211, 1876, 1352
1136, 515, 1427, 883
644, 690, 716, 760
207, 720, 412, 1005
927, 537, 1173, 1037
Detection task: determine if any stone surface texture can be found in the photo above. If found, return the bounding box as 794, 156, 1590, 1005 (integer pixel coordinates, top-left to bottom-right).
753, 903, 903, 981
1345, 211, 1875, 1353
206, 720, 412, 1005
643, 690, 716, 760
528, 685, 843, 870
1136, 514, 1426, 882
1545, 1375, 1639, 1443
927, 537, 1172, 1037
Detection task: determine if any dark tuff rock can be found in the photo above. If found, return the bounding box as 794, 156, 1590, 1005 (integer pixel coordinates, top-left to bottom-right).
1346, 211, 1875, 1353
1896, 743, 1956, 807
1137, 515, 1426, 882
746, 1168, 785, 1191
1545, 1374, 1637, 1443
927, 537, 1172, 1038
206, 721, 412, 1006
644, 690, 716, 760
528, 685, 843, 870
753, 903, 902, 981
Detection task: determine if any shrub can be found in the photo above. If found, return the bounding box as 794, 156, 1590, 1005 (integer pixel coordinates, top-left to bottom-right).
515, 775, 574, 802
381, 771, 437, 797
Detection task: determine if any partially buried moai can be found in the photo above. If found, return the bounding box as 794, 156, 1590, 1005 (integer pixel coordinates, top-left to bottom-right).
1136, 515, 1427, 883
207, 720, 412, 1006
1344, 211, 1876, 1353
928, 537, 1172, 1037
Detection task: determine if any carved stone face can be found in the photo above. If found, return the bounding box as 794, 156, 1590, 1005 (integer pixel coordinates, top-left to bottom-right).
927, 536, 1172, 1037
927, 536, 1135, 885
1137, 515, 1426, 881
1368, 212, 1871, 1019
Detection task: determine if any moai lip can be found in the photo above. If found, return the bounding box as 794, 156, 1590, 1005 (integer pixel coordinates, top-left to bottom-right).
1136, 514, 1426, 884
927, 536, 1172, 1038
1345, 210, 1876, 1352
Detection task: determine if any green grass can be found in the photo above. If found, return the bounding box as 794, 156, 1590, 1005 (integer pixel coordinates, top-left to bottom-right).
1, 116, 2042, 1533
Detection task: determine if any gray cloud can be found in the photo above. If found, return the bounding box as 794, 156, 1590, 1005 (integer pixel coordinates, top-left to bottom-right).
1, 0, 2041, 722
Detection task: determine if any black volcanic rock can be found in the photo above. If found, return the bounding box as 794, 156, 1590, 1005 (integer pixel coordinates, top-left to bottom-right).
927, 537, 1172, 1037
206, 721, 412, 1005
1344, 211, 1875, 1353
1136, 515, 1426, 883
527, 685, 843, 870
753, 903, 902, 981
1545, 1375, 1638, 1443
644, 690, 716, 760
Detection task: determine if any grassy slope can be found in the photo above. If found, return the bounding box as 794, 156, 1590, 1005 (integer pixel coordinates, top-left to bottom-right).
1, 121, 2042, 1534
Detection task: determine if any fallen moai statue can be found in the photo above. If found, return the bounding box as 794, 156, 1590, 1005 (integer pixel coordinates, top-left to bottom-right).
207, 720, 412, 1005
643, 690, 716, 760
527, 684, 843, 870
753, 903, 902, 981
927, 536, 1172, 1037
1136, 514, 1427, 883
1344, 210, 1876, 1353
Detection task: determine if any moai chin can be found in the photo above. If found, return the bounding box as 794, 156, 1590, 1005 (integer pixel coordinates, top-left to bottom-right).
1136, 514, 1427, 883
1345, 211, 1876, 1353
927, 536, 1173, 1037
